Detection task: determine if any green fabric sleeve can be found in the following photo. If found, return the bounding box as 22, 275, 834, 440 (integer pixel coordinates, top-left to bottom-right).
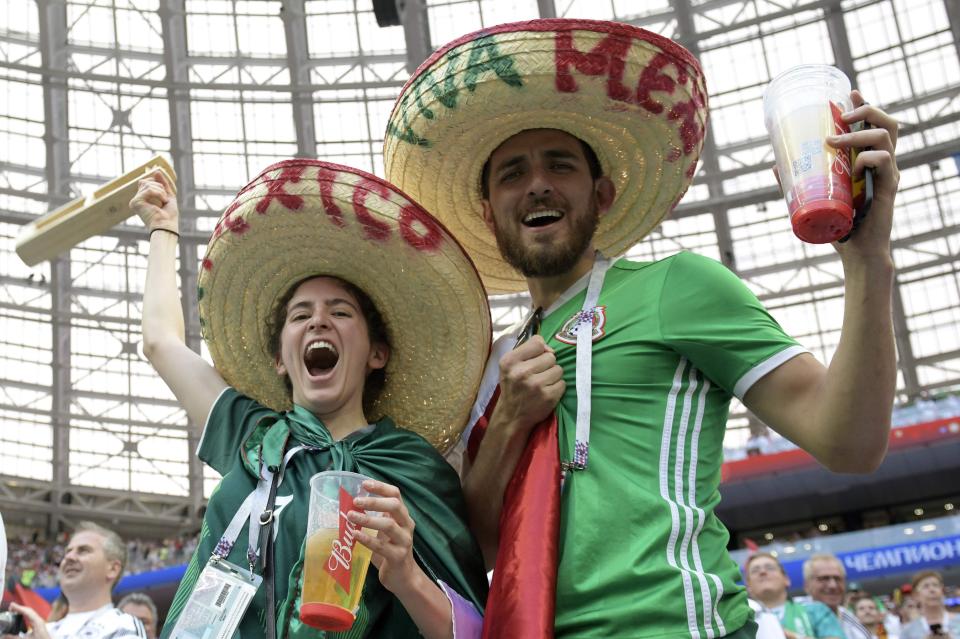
804, 601, 845, 638
198, 387, 275, 475
348, 420, 489, 612
273, 413, 488, 637
659, 252, 802, 397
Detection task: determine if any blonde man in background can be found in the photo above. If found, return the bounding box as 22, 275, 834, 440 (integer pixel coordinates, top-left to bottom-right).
6, 521, 146, 639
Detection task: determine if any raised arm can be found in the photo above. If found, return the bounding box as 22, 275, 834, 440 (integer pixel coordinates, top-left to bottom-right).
460, 336, 564, 567
745, 91, 899, 473
132, 171, 227, 426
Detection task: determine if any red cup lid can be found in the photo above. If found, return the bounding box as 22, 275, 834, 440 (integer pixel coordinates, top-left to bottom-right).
300, 602, 355, 631
791, 199, 853, 244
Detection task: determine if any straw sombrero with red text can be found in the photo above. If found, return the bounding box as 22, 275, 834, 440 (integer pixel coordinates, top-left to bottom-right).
197, 160, 491, 452
383, 19, 709, 294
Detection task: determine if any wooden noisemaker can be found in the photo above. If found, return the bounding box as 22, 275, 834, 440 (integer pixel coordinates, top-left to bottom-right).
16, 155, 177, 267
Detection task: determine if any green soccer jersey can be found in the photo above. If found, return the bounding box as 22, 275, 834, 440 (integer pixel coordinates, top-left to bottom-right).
163, 389, 487, 639
485, 252, 804, 638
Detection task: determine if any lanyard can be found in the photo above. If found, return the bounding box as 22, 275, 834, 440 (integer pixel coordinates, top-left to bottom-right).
560, 251, 611, 477
518, 253, 611, 477
563, 253, 610, 474
212, 444, 309, 574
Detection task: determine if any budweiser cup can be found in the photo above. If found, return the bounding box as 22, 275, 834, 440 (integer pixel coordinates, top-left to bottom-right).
764, 65, 855, 243
300, 471, 378, 631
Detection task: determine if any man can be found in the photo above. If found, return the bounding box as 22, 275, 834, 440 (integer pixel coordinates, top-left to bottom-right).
117, 593, 158, 639
850, 594, 887, 638
745, 553, 843, 639
804, 554, 871, 639
7, 522, 146, 638
384, 18, 899, 638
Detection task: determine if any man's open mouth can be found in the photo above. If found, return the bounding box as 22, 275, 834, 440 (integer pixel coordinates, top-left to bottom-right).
522, 209, 564, 228
304, 340, 339, 376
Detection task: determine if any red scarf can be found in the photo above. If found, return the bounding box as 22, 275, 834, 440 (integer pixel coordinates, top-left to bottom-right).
474, 398, 560, 638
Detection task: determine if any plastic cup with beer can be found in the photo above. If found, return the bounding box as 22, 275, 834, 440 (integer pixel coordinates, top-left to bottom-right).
300, 471, 378, 631
764, 64, 855, 243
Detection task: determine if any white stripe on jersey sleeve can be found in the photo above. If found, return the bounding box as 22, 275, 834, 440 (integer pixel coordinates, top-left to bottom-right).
732, 345, 809, 400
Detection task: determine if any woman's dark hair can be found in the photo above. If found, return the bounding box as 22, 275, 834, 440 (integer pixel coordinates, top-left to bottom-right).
267, 275, 390, 419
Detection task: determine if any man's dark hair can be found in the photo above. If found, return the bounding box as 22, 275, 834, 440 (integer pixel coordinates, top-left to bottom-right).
267, 276, 390, 418
480, 133, 603, 199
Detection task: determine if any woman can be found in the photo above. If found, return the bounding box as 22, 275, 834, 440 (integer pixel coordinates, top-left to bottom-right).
900, 571, 959, 638
131, 160, 490, 638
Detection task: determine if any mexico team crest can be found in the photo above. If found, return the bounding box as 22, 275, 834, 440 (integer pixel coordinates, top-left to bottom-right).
555, 306, 607, 345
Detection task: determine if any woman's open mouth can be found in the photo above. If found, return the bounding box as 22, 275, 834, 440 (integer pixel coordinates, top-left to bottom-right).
304, 340, 339, 376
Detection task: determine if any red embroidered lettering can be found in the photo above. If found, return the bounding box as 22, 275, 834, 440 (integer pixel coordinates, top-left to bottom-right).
353, 179, 394, 242
225, 215, 250, 235
255, 165, 305, 214
317, 167, 346, 228
555, 31, 632, 101
555, 36, 705, 159
398, 204, 443, 251
635, 53, 676, 114
636, 53, 705, 155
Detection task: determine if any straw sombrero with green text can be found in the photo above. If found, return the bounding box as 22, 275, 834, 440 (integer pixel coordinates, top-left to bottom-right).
384, 19, 709, 294
197, 160, 491, 452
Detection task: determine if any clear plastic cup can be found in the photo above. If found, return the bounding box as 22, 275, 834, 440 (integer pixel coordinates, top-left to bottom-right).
299, 471, 378, 631
764, 65, 855, 243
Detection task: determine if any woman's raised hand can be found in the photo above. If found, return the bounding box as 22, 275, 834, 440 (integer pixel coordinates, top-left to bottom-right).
130, 169, 179, 234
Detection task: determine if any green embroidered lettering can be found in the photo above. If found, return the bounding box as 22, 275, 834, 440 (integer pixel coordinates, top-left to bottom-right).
410, 70, 435, 120
387, 36, 521, 146
463, 35, 523, 92
432, 51, 461, 108
386, 117, 431, 147
388, 72, 433, 146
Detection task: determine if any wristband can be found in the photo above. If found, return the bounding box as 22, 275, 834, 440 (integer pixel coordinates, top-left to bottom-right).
150, 227, 180, 239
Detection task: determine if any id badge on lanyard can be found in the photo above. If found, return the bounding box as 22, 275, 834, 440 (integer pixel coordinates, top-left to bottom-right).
168, 557, 262, 639
169, 445, 307, 638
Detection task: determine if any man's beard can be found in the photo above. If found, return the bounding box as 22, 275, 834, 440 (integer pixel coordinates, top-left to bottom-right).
492, 201, 600, 278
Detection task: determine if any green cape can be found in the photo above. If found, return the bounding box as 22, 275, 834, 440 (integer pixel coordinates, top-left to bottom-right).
246, 405, 488, 638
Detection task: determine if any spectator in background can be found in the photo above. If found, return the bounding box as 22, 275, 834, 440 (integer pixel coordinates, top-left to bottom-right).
804, 553, 871, 639
744, 552, 844, 639
896, 595, 921, 635
5, 533, 199, 589
901, 571, 960, 638
118, 593, 157, 639
5, 521, 146, 639
852, 594, 893, 638
880, 595, 904, 638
